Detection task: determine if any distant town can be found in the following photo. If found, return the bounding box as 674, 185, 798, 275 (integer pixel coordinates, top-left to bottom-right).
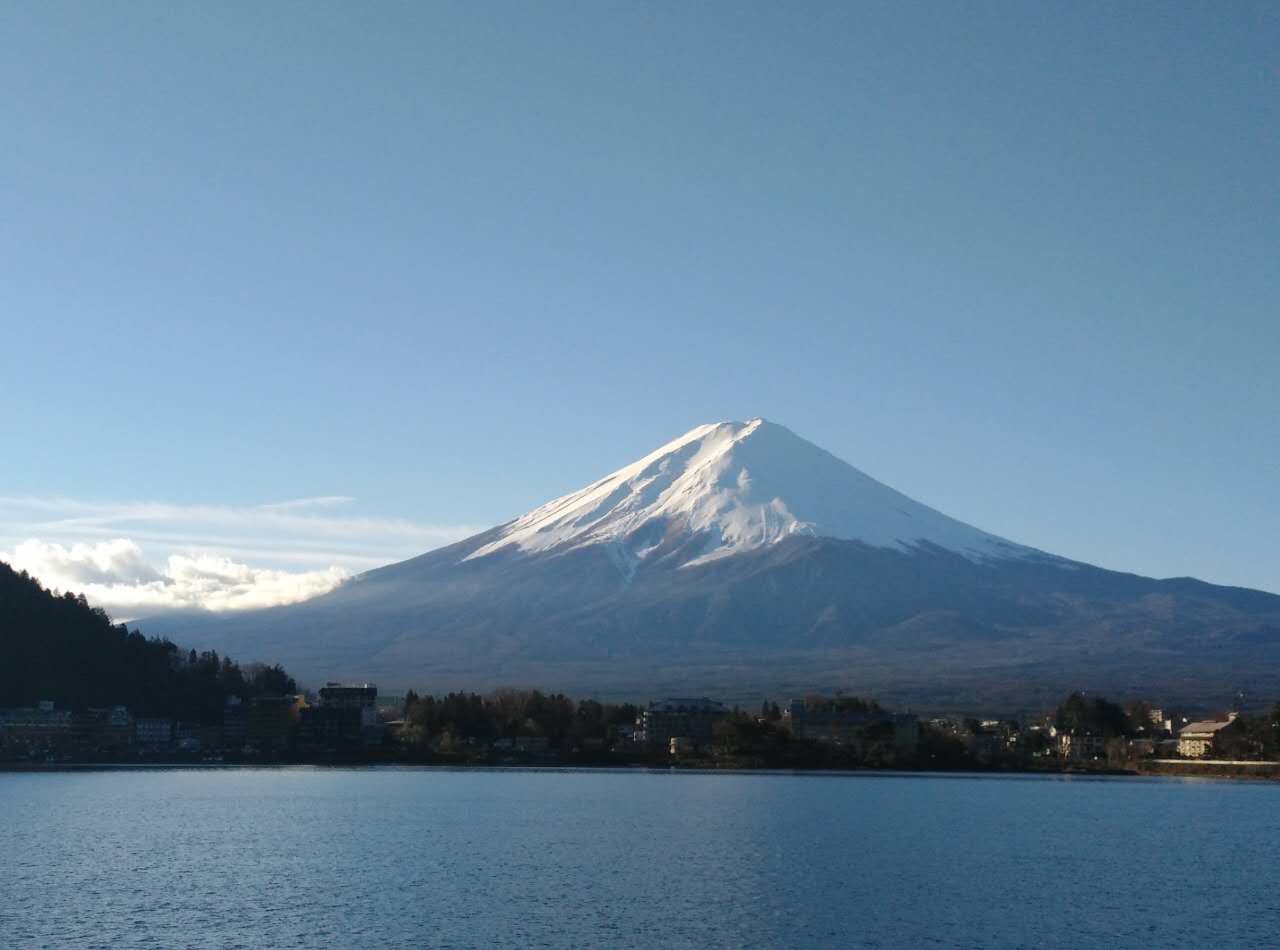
4, 683, 1279, 778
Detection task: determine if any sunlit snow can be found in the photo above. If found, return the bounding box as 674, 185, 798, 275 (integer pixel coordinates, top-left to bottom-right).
466, 419, 1028, 571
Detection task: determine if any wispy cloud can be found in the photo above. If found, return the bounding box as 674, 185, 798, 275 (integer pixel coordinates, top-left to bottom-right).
0, 495, 481, 616
0, 495, 480, 569
257, 496, 357, 511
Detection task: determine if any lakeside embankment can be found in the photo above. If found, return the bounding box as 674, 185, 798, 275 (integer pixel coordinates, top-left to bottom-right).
7, 755, 1280, 781
1138, 759, 1280, 780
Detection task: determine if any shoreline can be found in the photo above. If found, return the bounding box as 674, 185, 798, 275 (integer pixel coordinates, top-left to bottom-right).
4, 759, 1279, 781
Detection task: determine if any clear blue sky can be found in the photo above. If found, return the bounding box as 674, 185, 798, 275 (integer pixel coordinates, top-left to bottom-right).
2, 2, 1277, 605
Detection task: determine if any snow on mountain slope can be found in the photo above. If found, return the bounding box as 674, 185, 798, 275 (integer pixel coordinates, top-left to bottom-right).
466, 419, 1031, 570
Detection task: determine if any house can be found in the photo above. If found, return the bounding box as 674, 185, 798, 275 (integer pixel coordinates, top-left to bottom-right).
1177, 715, 1239, 758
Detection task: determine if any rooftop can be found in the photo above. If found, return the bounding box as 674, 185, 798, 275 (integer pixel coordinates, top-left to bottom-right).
1179, 719, 1235, 736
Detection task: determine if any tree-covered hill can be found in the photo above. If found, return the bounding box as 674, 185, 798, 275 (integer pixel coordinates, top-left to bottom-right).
0, 561, 296, 723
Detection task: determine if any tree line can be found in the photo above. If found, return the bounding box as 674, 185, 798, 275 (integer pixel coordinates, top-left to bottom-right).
399, 688, 639, 751
0, 561, 296, 723
1053, 690, 1280, 758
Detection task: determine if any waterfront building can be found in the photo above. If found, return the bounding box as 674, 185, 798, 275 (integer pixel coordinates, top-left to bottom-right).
1127, 737, 1156, 758
134, 718, 173, 747
223, 696, 248, 747
1177, 716, 1238, 758
639, 698, 727, 751
73, 706, 133, 751
783, 700, 919, 752
968, 731, 1004, 762
299, 704, 363, 747
0, 701, 73, 753
248, 695, 307, 750
1057, 733, 1106, 761
299, 683, 382, 749
669, 736, 696, 756
172, 721, 208, 752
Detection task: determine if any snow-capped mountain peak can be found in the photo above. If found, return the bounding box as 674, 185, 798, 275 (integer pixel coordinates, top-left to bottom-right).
465, 419, 1026, 569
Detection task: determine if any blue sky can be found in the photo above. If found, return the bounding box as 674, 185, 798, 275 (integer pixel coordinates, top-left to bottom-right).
2, 2, 1277, 608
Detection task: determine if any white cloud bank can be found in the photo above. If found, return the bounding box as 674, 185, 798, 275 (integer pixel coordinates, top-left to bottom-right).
0, 495, 481, 617
3, 538, 350, 614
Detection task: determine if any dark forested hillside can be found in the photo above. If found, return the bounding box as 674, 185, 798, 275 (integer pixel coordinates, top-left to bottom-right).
0, 561, 296, 723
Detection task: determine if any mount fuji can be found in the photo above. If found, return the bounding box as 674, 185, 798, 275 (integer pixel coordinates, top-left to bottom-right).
464, 419, 1029, 570
153, 420, 1280, 708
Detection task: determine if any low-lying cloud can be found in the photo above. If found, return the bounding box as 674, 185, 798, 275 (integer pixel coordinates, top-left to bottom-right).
4, 538, 351, 616
0, 495, 482, 617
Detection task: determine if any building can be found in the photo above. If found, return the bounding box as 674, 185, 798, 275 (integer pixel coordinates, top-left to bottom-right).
1058, 733, 1107, 761
299, 704, 363, 748
669, 736, 696, 756
223, 696, 248, 747
317, 683, 378, 709
134, 718, 173, 747
1177, 716, 1238, 758
0, 701, 73, 754
968, 731, 1005, 762
783, 700, 919, 752
1127, 737, 1156, 758
248, 695, 307, 750
640, 698, 727, 751
299, 683, 381, 749
73, 706, 133, 751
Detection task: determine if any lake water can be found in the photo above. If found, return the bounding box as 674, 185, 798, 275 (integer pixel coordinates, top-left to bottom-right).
1, 768, 1276, 949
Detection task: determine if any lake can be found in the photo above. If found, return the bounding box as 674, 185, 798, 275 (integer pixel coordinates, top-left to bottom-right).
1, 768, 1276, 948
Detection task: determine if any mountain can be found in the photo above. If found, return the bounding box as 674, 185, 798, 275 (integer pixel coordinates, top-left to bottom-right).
463, 419, 1028, 570
149, 420, 1280, 710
